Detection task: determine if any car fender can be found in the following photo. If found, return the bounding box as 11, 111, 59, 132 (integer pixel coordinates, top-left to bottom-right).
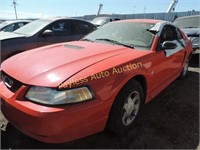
111, 67, 150, 101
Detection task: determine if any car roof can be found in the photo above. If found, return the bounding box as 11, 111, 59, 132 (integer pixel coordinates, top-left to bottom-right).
36, 17, 95, 26
40, 17, 91, 22
117, 19, 163, 24
93, 16, 116, 19
3, 20, 31, 24
175, 15, 200, 20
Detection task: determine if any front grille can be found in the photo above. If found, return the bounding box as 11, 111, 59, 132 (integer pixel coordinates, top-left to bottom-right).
1, 71, 23, 93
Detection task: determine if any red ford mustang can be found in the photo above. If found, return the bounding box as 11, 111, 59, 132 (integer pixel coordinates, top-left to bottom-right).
0, 19, 192, 143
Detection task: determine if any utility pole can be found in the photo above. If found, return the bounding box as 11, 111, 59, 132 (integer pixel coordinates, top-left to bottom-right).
97, 4, 103, 16
166, 0, 178, 13
143, 5, 146, 18
12, 0, 18, 19
133, 5, 135, 14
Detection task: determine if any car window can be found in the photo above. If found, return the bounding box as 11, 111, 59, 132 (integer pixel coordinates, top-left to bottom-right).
174, 16, 200, 28
45, 20, 72, 36
18, 23, 25, 27
157, 25, 181, 51
13, 23, 20, 31
160, 25, 177, 42
71, 20, 94, 35
2, 24, 15, 32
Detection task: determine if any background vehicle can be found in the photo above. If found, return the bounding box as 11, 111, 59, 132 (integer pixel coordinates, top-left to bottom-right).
0, 20, 31, 32
0, 20, 6, 24
91, 16, 120, 28
174, 15, 200, 54
0, 17, 96, 63
0, 19, 192, 143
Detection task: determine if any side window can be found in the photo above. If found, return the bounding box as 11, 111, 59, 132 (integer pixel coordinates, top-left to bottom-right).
13, 23, 24, 31
18, 23, 25, 28
45, 21, 72, 36
160, 25, 176, 42
23, 22, 29, 25
2, 24, 14, 32
71, 20, 93, 35
157, 25, 178, 51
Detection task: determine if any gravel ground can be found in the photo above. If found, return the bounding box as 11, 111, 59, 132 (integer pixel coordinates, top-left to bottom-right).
1, 54, 199, 149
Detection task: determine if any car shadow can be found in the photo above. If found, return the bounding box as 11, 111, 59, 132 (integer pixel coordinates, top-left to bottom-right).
1, 57, 199, 149
189, 53, 199, 68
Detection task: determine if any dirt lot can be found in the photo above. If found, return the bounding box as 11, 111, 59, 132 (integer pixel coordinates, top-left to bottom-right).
1, 55, 199, 149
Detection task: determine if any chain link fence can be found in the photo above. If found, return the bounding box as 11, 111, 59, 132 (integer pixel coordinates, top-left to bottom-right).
75, 11, 200, 22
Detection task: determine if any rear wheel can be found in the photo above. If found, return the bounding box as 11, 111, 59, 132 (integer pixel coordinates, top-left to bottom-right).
106, 80, 144, 135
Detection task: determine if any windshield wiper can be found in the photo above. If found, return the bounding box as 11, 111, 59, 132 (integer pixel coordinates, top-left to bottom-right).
95, 38, 134, 49
81, 38, 94, 42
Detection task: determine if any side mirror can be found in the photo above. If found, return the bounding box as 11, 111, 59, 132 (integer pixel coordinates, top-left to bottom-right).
162, 41, 177, 50
42, 30, 53, 37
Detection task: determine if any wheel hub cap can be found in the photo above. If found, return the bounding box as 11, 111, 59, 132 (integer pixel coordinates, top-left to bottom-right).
122, 91, 140, 126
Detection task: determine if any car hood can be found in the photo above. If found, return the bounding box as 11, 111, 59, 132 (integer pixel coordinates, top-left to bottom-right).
1, 41, 134, 87
181, 28, 200, 36
0, 32, 26, 40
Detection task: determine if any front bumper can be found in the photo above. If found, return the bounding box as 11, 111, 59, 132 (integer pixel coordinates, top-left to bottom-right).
0, 81, 112, 143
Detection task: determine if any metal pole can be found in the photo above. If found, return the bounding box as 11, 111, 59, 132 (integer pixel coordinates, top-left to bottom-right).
97, 4, 103, 16
144, 5, 146, 18
13, 0, 18, 19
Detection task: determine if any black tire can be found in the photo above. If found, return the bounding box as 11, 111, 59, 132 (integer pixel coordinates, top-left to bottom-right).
106, 80, 144, 135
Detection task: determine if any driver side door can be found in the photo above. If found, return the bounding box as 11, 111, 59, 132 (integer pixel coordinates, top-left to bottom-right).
150, 24, 186, 98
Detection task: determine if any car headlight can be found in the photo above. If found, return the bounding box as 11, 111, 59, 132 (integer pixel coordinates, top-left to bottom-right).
25, 86, 94, 105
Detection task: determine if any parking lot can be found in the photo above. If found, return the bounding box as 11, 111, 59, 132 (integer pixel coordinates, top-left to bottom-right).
1, 54, 199, 149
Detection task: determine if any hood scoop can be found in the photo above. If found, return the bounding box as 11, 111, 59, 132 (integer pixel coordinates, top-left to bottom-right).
64, 44, 84, 50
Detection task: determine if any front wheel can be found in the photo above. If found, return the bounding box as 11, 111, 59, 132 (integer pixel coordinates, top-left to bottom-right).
106, 80, 144, 135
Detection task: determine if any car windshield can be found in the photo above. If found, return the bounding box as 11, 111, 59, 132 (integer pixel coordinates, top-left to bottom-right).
83, 22, 155, 49
13, 19, 51, 35
174, 16, 200, 28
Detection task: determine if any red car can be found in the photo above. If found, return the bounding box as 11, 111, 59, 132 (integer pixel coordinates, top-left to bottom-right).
0, 19, 192, 143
